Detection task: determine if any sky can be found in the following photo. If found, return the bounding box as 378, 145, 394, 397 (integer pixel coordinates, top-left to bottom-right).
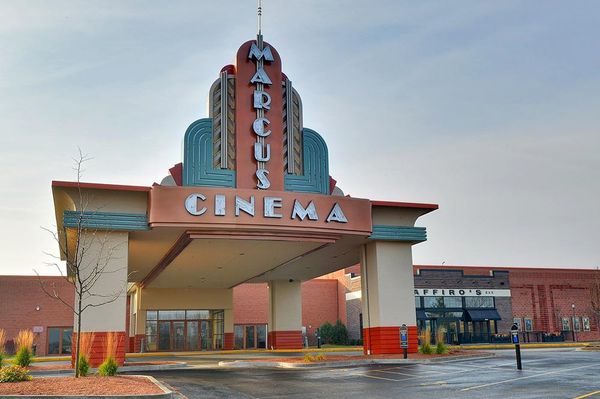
1, 0, 599, 276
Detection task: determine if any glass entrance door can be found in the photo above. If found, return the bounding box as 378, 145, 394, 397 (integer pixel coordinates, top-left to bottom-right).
158, 321, 171, 351
173, 321, 185, 351
200, 320, 212, 350
187, 321, 199, 351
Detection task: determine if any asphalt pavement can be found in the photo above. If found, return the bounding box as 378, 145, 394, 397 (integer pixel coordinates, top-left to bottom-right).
131, 348, 600, 399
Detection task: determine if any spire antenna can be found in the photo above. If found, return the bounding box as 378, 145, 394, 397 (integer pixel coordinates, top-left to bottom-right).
257, 0, 262, 35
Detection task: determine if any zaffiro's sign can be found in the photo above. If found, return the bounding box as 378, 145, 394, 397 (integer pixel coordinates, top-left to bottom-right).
249, 42, 274, 189
414, 288, 511, 297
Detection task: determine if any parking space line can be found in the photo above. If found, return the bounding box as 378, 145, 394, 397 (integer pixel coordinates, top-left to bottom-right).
461, 364, 600, 392
360, 374, 402, 382
372, 369, 420, 377
573, 390, 600, 399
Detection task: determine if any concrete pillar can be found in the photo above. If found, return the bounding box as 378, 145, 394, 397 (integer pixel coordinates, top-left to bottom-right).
224, 308, 234, 350
361, 241, 418, 354
72, 231, 129, 366
268, 280, 303, 349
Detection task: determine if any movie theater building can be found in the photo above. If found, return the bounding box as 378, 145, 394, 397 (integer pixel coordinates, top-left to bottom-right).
48, 35, 437, 365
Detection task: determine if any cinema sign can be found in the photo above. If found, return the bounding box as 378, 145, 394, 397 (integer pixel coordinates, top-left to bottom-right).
148, 186, 373, 236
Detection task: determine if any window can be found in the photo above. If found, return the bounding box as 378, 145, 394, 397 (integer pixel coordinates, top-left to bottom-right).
47, 327, 73, 355
583, 317, 591, 331
465, 296, 494, 308
415, 297, 421, 308
444, 297, 462, 308
561, 317, 571, 331
423, 296, 463, 308
573, 317, 581, 332
423, 297, 445, 308
524, 318, 533, 332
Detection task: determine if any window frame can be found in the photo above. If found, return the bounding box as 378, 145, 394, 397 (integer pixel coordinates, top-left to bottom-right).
47, 326, 73, 355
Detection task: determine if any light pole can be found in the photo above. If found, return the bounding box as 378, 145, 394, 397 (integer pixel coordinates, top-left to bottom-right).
571, 304, 577, 342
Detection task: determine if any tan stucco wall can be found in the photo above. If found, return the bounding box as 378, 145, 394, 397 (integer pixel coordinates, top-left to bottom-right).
360, 241, 416, 328
371, 207, 424, 227
75, 231, 129, 332
268, 280, 302, 331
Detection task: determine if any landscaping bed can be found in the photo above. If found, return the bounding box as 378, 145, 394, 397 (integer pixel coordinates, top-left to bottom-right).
0, 375, 164, 395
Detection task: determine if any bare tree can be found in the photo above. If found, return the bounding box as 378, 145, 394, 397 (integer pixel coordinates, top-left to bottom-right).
36, 150, 127, 377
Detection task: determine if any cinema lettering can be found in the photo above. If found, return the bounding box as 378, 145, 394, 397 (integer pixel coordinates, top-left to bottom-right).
51, 27, 438, 365
184, 193, 348, 223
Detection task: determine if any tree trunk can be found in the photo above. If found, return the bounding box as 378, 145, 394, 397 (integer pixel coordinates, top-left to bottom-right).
74, 292, 82, 378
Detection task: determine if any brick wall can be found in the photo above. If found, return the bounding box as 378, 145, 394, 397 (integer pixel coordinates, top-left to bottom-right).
233, 279, 346, 343
0, 276, 74, 356
508, 268, 600, 340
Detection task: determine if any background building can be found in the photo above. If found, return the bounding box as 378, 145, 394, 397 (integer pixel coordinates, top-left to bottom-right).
1, 265, 598, 356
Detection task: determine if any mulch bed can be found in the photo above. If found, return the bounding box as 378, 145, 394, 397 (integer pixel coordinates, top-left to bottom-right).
0, 376, 164, 395
248, 349, 488, 363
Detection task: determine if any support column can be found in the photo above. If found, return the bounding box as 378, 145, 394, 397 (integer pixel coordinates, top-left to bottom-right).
361, 241, 418, 354
224, 308, 234, 350
268, 280, 303, 349
72, 231, 129, 367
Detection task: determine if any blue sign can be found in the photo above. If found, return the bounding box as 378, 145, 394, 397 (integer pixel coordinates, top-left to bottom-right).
512, 332, 519, 344
400, 325, 408, 349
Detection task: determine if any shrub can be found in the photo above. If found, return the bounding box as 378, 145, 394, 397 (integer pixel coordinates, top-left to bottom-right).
13, 347, 33, 368
0, 365, 32, 383
0, 352, 3, 369
78, 355, 90, 377
303, 353, 316, 362
303, 353, 327, 362
332, 320, 349, 345
13, 330, 33, 367
319, 322, 334, 344
419, 329, 433, 355
98, 357, 118, 376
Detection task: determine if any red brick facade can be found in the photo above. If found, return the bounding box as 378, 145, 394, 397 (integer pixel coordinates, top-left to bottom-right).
72, 331, 127, 367
0, 276, 74, 356
363, 326, 418, 355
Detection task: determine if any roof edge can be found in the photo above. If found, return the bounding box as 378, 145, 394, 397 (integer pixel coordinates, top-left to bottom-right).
52, 180, 152, 192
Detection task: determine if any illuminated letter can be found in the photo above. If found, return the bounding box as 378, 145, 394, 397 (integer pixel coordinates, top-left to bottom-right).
252, 117, 271, 137
291, 200, 319, 221
248, 43, 274, 62
235, 196, 255, 216
253, 90, 271, 110
184, 193, 207, 216
214, 194, 226, 216
326, 203, 348, 223
256, 169, 270, 189
250, 67, 273, 85
264, 197, 283, 218
254, 143, 271, 162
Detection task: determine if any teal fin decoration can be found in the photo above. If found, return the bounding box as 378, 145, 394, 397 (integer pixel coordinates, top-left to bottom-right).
183, 118, 235, 187
284, 128, 329, 195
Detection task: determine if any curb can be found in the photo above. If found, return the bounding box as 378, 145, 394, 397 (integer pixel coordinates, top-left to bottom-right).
452, 342, 595, 350
218, 353, 495, 369
30, 362, 188, 377
0, 375, 173, 399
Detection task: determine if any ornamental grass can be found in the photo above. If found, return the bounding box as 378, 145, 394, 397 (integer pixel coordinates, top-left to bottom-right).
419, 329, 433, 355
0, 329, 6, 368
77, 332, 95, 377
13, 330, 34, 367
435, 328, 448, 354
98, 332, 122, 377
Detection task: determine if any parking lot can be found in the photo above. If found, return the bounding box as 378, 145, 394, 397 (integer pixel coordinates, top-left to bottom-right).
139, 348, 600, 398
